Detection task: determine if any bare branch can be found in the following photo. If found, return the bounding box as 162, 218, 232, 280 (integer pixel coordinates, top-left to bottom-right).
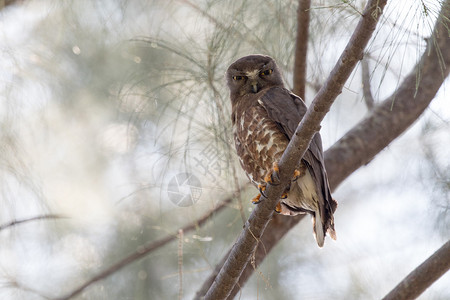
195, 247, 231, 299
382, 239, 450, 300
361, 55, 375, 110
178, 229, 184, 300
202, 1, 387, 299
56, 195, 234, 300
212, 1, 450, 298
0, 214, 66, 232
194, 214, 304, 299
293, 0, 311, 99
227, 214, 304, 299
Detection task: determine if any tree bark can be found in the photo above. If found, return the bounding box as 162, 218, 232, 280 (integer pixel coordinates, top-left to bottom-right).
201, 1, 387, 299
382, 239, 450, 300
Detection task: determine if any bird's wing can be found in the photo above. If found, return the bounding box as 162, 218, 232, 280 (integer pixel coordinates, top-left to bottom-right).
258, 87, 305, 139
259, 86, 337, 214
259, 86, 324, 160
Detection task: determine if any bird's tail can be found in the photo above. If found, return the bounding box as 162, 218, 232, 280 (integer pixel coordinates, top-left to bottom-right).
313, 210, 325, 248
313, 208, 337, 247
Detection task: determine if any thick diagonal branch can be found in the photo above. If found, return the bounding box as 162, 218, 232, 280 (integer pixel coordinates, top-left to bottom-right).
293, 0, 311, 99
201, 1, 387, 299
325, 0, 450, 190
210, 2, 450, 299
382, 239, 450, 300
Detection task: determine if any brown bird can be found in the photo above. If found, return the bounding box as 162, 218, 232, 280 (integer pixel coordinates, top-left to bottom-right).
226, 54, 337, 247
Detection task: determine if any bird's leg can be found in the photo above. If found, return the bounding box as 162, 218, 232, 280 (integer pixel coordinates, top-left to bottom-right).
264, 162, 281, 185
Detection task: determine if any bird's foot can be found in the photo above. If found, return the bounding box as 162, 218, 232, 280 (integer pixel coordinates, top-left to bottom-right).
251, 193, 262, 204
274, 201, 282, 213
264, 162, 303, 185
292, 169, 301, 181
292, 163, 306, 182
264, 162, 281, 185
257, 183, 267, 197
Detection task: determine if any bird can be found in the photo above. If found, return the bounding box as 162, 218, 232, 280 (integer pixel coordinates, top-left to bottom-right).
226, 54, 337, 247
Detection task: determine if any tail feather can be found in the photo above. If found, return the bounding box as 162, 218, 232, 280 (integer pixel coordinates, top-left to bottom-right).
327, 222, 337, 241
313, 210, 325, 248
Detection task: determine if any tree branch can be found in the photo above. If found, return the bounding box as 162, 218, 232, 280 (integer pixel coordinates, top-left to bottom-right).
293, 0, 311, 99
361, 55, 375, 110
206, 1, 450, 298
325, 0, 450, 190
201, 1, 387, 299
0, 214, 66, 231
382, 239, 450, 300
194, 214, 303, 300
56, 195, 234, 300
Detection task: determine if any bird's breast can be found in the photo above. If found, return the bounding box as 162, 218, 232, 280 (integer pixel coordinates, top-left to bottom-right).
232, 105, 289, 184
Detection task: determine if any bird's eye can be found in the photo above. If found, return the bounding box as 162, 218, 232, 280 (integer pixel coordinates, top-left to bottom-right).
233, 75, 244, 81
260, 69, 273, 76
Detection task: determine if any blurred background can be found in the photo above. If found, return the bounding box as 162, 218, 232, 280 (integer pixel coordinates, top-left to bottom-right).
0, 0, 448, 299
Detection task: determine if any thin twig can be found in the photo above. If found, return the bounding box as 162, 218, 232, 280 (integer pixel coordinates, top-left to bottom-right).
382, 239, 450, 300
0, 214, 67, 232
56, 195, 234, 300
178, 0, 267, 52
361, 55, 375, 110
178, 229, 184, 300
293, 0, 311, 99
202, 1, 387, 299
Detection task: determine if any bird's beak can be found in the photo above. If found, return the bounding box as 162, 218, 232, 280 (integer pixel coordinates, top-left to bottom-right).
251, 82, 259, 93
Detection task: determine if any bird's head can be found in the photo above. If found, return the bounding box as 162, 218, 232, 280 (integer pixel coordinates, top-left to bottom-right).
226, 55, 284, 101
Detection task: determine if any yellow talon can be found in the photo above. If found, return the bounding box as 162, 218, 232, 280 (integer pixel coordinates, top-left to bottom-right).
258, 184, 266, 192
275, 202, 282, 213
264, 162, 281, 184
252, 194, 262, 204
264, 172, 273, 184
